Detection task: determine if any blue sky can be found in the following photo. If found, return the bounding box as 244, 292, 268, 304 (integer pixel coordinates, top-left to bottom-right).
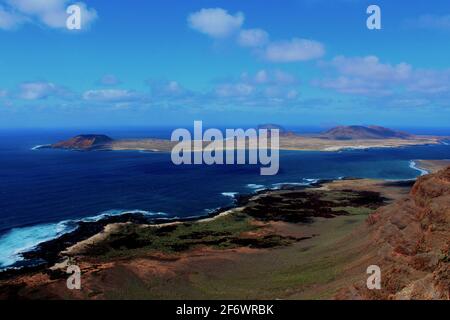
1, 0, 450, 129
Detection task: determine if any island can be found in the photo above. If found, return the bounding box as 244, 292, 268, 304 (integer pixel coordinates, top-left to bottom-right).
4, 128, 448, 300
40, 125, 446, 153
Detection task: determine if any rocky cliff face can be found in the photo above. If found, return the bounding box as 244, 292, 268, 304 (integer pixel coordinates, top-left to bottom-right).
52, 135, 114, 150
337, 167, 450, 299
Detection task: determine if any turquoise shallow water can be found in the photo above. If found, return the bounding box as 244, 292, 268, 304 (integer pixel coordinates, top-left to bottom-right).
0, 129, 449, 269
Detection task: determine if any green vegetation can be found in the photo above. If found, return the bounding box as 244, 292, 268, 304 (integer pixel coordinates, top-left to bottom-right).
60, 186, 392, 300
81, 189, 383, 262
83, 211, 296, 259
332, 206, 374, 216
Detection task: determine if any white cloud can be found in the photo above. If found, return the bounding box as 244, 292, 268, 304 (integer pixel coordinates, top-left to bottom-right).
328, 56, 412, 81
148, 80, 192, 98
407, 69, 450, 94
254, 70, 269, 83
387, 98, 430, 108
148, 70, 300, 105
71, 2, 97, 29
286, 89, 299, 99
263, 86, 298, 99
214, 69, 299, 102
215, 83, 254, 97
17, 81, 71, 100
264, 38, 325, 62
241, 69, 297, 85
83, 89, 141, 102
0, 89, 8, 97
159, 81, 188, 96
238, 28, 269, 47
1, 0, 97, 30
273, 70, 297, 85
188, 8, 325, 64
99, 74, 121, 86
0, 5, 26, 29
188, 8, 244, 38
166, 81, 181, 93
413, 14, 450, 31
315, 56, 413, 95
316, 55, 450, 98
317, 76, 391, 95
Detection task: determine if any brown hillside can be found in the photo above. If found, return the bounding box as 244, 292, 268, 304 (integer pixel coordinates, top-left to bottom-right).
322, 126, 413, 140
336, 167, 450, 299
52, 135, 114, 150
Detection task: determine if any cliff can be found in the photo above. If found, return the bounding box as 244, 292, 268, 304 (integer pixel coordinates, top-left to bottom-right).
336, 167, 450, 299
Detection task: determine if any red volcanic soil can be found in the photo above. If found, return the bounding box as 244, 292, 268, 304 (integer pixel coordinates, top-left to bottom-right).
336, 167, 450, 299
0, 171, 447, 300
52, 134, 113, 150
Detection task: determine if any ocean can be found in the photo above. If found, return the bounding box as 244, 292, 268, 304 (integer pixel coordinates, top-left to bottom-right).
0, 128, 450, 269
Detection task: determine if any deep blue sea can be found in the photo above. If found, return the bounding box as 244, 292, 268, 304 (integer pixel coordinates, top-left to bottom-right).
0, 128, 449, 269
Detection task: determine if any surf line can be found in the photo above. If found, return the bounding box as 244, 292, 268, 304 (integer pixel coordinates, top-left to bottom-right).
409, 160, 429, 176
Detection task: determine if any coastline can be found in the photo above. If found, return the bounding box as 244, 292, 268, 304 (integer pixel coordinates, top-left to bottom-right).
0, 205, 236, 275
409, 160, 430, 176
34, 134, 446, 153
0, 173, 421, 300
0, 174, 407, 277
0, 157, 442, 274
414, 159, 450, 173
0, 178, 348, 275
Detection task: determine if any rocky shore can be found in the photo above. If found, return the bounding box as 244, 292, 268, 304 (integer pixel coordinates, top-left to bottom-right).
0, 177, 411, 299
0, 179, 349, 277
1, 165, 448, 299
0, 205, 237, 279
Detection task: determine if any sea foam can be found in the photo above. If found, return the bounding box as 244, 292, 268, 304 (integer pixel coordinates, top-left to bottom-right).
271, 178, 320, 189
221, 192, 238, 199
30, 145, 50, 151
0, 221, 77, 269
0, 209, 167, 270
409, 161, 429, 176
246, 184, 265, 189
